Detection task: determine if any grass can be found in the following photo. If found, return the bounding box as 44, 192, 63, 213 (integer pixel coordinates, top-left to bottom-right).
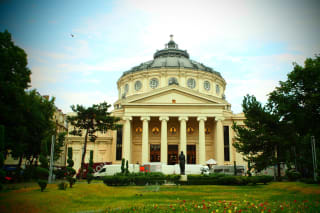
0, 181, 319, 212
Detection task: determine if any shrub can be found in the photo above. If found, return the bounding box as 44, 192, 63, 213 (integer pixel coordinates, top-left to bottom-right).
87, 157, 94, 184
53, 167, 67, 179
103, 175, 130, 186
300, 178, 320, 184
35, 167, 49, 179
67, 176, 76, 188
166, 174, 181, 184
248, 176, 259, 185
22, 166, 37, 181
57, 182, 68, 190
257, 175, 273, 184
38, 180, 47, 192
286, 170, 301, 181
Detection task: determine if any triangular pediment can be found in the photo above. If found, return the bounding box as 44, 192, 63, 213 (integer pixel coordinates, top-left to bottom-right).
126, 85, 225, 105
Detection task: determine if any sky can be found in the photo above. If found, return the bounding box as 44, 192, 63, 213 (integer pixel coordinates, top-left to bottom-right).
1, 0, 319, 114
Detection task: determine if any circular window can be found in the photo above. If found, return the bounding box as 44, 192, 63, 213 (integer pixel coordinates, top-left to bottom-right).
149, 78, 159, 89
124, 84, 129, 93
168, 77, 178, 85
216, 84, 220, 95
134, 81, 142, 91
187, 78, 196, 89
204, 81, 211, 91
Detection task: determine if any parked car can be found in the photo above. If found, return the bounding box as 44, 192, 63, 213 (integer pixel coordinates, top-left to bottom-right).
76, 162, 112, 179
93, 164, 140, 178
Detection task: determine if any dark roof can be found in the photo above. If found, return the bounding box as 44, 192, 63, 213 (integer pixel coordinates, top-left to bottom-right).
121, 37, 222, 78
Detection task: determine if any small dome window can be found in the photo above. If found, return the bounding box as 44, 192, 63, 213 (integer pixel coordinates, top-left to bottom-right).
216, 84, 220, 95
204, 81, 211, 91
168, 77, 178, 85
150, 78, 159, 89
187, 78, 196, 89
124, 84, 129, 93
135, 81, 142, 91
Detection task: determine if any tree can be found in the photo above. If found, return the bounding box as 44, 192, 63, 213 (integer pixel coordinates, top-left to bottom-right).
268, 55, 320, 177
10, 90, 56, 168
0, 31, 58, 169
54, 132, 67, 161
87, 155, 94, 184
67, 102, 120, 179
232, 95, 288, 179
0, 30, 31, 161
66, 150, 76, 188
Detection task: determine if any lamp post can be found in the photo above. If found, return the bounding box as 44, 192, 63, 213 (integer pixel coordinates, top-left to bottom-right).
48, 135, 55, 184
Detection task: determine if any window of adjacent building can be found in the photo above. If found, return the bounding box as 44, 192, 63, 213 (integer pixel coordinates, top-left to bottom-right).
124, 84, 129, 93
204, 80, 211, 91
168, 77, 178, 85
223, 126, 230, 161
116, 127, 123, 160
187, 78, 196, 89
216, 84, 220, 95
149, 78, 159, 89
134, 80, 142, 91
68, 147, 73, 159
90, 150, 93, 162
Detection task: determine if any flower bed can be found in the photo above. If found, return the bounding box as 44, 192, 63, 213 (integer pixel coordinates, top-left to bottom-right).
105, 199, 320, 212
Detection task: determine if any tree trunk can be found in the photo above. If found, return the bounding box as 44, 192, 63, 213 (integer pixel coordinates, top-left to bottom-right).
79, 129, 89, 180
277, 162, 281, 181
17, 154, 23, 169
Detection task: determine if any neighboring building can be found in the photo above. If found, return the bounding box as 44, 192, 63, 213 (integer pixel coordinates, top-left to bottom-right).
66, 36, 246, 172
52, 106, 68, 167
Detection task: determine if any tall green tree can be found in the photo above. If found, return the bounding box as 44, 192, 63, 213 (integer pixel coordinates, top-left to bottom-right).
232, 95, 288, 179
268, 55, 320, 177
11, 90, 56, 167
0, 30, 60, 168
0, 30, 31, 159
67, 102, 120, 179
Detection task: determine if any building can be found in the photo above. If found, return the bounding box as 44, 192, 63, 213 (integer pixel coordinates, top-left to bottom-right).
66, 36, 246, 172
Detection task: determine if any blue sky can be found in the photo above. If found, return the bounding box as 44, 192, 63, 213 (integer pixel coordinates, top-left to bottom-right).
1, 0, 320, 113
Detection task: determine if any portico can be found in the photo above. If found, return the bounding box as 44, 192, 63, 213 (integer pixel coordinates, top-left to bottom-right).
122, 114, 227, 165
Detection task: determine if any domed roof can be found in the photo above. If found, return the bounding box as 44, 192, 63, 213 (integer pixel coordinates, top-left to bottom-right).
121, 35, 222, 78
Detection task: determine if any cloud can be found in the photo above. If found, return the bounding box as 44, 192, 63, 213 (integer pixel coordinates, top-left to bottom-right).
53, 90, 118, 113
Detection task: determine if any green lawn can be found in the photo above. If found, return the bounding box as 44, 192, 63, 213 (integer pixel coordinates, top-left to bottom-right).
0, 181, 319, 212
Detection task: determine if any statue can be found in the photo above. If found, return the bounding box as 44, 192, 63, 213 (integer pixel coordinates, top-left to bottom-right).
179, 151, 185, 175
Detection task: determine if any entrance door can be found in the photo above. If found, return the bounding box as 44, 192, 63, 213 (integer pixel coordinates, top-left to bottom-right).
168, 145, 178, 165
187, 145, 196, 164
150, 144, 160, 162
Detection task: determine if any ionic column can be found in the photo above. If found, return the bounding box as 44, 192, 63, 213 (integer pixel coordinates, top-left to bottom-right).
122, 116, 132, 163
197, 116, 207, 165
159, 116, 169, 164
179, 116, 188, 156
141, 116, 150, 164
215, 117, 225, 165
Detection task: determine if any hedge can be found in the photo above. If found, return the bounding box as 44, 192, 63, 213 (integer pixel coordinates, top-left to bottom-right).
102, 172, 273, 186
184, 174, 273, 185
103, 172, 169, 186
